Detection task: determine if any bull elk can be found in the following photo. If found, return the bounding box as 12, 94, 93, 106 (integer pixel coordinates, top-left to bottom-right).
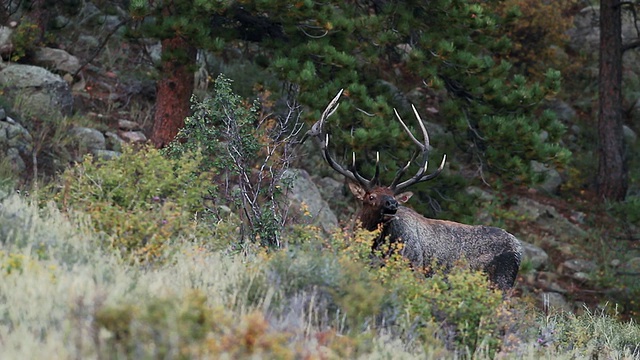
311, 90, 522, 291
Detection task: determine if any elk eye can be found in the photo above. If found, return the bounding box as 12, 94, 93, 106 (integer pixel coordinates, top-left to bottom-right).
368, 194, 376, 201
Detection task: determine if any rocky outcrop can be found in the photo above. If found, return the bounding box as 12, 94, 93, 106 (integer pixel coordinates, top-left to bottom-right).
33, 47, 81, 75
0, 64, 73, 119
0, 109, 33, 175
284, 169, 339, 233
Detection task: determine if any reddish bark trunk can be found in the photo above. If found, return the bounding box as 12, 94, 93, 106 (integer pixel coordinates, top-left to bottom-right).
597, 0, 627, 201
150, 36, 197, 148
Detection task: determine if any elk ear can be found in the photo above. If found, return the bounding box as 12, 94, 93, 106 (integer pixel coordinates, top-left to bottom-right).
348, 182, 366, 201
395, 191, 413, 203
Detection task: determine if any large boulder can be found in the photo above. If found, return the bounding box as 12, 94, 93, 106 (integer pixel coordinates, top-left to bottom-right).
0, 111, 33, 175
519, 241, 550, 270
568, 6, 640, 81
0, 26, 13, 58
530, 160, 563, 194
33, 47, 81, 75
0, 64, 73, 119
511, 197, 588, 242
284, 169, 339, 233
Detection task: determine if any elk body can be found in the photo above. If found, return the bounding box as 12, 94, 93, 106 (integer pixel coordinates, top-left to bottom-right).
311, 90, 523, 291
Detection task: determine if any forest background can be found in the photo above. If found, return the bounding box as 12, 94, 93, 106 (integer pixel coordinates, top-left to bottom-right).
1, 0, 640, 358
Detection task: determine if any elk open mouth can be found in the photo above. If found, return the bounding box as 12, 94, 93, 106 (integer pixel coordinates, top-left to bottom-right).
381, 209, 398, 221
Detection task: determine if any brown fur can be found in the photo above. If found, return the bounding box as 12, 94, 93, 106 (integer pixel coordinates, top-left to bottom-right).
352, 185, 522, 290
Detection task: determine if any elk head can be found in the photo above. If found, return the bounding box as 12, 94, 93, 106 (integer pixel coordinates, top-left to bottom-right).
311, 90, 447, 230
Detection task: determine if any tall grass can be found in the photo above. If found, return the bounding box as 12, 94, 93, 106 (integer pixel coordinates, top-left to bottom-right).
1, 193, 639, 359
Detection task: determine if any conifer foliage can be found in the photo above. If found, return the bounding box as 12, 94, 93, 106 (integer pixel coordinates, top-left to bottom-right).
128, 0, 570, 185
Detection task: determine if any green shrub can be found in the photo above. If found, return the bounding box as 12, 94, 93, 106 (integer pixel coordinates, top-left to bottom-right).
544, 306, 640, 358
95, 291, 295, 359
45, 145, 214, 260
261, 226, 518, 356
166, 74, 299, 248
608, 195, 640, 228
9, 21, 40, 62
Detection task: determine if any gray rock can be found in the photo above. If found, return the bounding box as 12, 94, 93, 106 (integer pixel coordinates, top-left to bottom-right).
117, 119, 141, 131
119, 131, 147, 143
4, 147, 26, 173
0, 26, 13, 58
51, 15, 71, 30
77, 35, 100, 49
0, 108, 5, 120
376, 80, 411, 111
539, 292, 573, 313
314, 176, 343, 201
105, 131, 124, 152
395, 43, 413, 62
69, 127, 106, 152
0, 119, 33, 175
545, 99, 577, 122
284, 169, 339, 233
530, 160, 563, 194
0, 64, 73, 118
520, 241, 549, 270
567, 6, 600, 53
33, 47, 81, 74
511, 197, 588, 241
91, 149, 121, 160
561, 258, 597, 273
623, 125, 637, 145
145, 41, 162, 64
571, 272, 591, 282
465, 186, 495, 201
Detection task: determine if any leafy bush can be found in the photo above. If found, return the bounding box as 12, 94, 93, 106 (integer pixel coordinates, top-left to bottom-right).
494, 0, 577, 79
95, 291, 294, 359
166, 74, 301, 248
9, 21, 40, 62
608, 195, 640, 228
253, 226, 522, 356
3, 192, 640, 359
45, 145, 213, 260
371, 243, 509, 355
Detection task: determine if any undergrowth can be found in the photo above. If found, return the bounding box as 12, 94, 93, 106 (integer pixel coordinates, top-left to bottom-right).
1, 191, 640, 358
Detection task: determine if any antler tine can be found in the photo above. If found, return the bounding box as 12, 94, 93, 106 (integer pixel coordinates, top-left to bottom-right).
393, 154, 446, 191
389, 151, 418, 188
323, 135, 374, 190
299, 89, 344, 145
322, 134, 362, 185
316, 89, 387, 191
394, 108, 427, 152
411, 104, 431, 150
322, 88, 343, 121
390, 105, 446, 193
372, 152, 380, 186
348, 152, 378, 189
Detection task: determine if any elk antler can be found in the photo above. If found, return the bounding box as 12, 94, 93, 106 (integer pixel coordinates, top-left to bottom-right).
310, 89, 380, 191
389, 104, 446, 193
303, 89, 342, 144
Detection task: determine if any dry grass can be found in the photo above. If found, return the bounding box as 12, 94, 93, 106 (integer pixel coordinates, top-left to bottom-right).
1, 193, 639, 359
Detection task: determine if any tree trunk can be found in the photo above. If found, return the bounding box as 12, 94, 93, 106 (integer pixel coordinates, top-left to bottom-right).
150, 36, 197, 148
597, 0, 627, 201
27, 0, 50, 42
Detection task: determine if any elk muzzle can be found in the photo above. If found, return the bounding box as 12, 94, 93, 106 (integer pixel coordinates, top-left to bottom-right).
381, 195, 398, 220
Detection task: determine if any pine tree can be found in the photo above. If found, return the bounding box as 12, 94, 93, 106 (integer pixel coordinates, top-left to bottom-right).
127, 0, 570, 186
128, 0, 230, 147
251, 0, 570, 184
